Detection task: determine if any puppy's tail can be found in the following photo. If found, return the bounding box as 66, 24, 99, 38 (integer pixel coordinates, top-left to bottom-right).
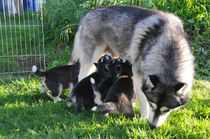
32, 65, 46, 77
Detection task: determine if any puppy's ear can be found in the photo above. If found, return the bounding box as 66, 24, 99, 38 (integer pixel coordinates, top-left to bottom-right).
94, 63, 98, 67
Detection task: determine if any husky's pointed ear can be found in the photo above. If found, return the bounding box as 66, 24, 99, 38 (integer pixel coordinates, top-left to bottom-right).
175, 82, 187, 96
94, 63, 98, 67
146, 75, 159, 89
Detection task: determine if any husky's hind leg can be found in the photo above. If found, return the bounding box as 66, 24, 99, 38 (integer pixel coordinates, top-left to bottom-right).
70, 25, 107, 80
78, 46, 106, 81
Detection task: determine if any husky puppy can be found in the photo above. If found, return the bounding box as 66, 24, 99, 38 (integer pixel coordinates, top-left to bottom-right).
32, 63, 80, 101
90, 58, 122, 104
92, 59, 136, 118
67, 54, 112, 113
69, 6, 195, 127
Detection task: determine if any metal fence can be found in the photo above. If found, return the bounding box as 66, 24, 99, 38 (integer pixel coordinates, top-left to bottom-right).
0, 0, 45, 74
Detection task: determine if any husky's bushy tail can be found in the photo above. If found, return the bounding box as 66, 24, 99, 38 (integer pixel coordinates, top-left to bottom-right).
32, 65, 46, 77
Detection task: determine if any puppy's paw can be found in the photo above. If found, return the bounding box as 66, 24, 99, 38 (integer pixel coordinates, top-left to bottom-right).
91, 106, 97, 111
54, 96, 61, 102
90, 77, 95, 84
104, 113, 109, 117
49, 94, 53, 99
40, 86, 48, 93
56, 97, 62, 102
67, 102, 72, 107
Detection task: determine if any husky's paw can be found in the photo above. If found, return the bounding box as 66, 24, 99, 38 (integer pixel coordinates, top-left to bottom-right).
90, 77, 95, 84
67, 102, 72, 107
91, 106, 97, 111
132, 102, 136, 107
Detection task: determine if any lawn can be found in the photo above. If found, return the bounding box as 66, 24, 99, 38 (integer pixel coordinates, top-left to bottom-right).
0, 76, 209, 138
0, 0, 209, 138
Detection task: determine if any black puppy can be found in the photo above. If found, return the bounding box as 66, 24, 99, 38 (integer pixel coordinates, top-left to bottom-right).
67, 54, 112, 113
92, 59, 136, 118
90, 58, 122, 105
32, 63, 80, 101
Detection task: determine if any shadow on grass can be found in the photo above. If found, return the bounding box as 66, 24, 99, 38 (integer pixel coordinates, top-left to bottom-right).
0, 86, 208, 138
0, 91, 152, 138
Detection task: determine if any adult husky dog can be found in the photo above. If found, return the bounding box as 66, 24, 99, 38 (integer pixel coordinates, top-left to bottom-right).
70, 6, 194, 128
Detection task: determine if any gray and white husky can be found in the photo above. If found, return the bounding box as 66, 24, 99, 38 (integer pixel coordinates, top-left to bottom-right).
69, 6, 194, 128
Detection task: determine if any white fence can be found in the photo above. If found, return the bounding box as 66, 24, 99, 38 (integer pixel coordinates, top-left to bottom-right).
0, 0, 46, 74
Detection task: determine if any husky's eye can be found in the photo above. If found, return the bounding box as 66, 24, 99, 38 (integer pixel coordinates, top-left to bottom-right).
149, 102, 157, 110
160, 106, 170, 113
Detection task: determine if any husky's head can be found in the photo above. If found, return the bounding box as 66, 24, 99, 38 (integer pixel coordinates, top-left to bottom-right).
142, 75, 189, 128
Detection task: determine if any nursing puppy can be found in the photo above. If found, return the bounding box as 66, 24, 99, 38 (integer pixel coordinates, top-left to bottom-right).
92, 59, 136, 118
32, 63, 80, 101
69, 6, 195, 127
90, 58, 122, 104
67, 54, 112, 113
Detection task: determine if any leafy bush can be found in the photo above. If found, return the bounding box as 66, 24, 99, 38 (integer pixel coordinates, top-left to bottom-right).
43, 0, 89, 45
42, 0, 91, 67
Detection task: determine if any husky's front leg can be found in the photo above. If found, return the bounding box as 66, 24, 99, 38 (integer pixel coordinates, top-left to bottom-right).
133, 71, 149, 119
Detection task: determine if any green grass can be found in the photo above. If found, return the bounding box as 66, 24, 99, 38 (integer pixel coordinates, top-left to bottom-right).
0, 0, 209, 138
0, 76, 209, 138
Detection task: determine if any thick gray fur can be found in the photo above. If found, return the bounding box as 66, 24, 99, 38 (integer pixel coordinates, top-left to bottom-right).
70, 6, 194, 128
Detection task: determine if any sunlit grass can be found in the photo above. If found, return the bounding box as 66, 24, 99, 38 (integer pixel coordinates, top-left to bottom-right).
0, 77, 209, 138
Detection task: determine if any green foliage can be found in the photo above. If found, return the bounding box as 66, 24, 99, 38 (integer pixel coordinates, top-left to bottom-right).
0, 77, 209, 138
42, 0, 91, 67
43, 0, 89, 45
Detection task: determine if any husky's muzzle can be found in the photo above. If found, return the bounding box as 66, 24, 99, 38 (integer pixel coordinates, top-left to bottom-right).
148, 104, 171, 128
